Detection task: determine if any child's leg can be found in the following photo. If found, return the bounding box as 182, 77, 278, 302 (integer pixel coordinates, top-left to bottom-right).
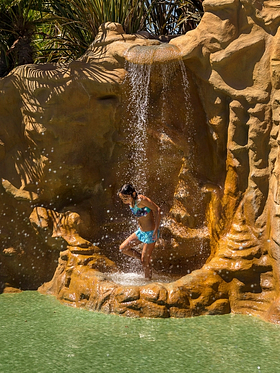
119, 233, 141, 260
141, 242, 155, 279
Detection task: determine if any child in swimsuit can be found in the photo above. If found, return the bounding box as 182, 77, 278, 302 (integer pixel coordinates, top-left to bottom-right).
118, 183, 161, 279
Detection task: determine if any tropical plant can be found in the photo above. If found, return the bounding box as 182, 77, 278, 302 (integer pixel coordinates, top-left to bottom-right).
0, 0, 204, 75
32, 0, 150, 64
145, 0, 203, 36
177, 0, 204, 32
0, 0, 45, 76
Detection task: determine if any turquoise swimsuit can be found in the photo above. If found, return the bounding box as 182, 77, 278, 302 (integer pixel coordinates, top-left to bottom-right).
129, 201, 151, 217
129, 201, 157, 244
135, 228, 157, 244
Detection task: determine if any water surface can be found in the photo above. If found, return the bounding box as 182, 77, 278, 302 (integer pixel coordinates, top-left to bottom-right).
0, 292, 280, 373
106, 271, 177, 286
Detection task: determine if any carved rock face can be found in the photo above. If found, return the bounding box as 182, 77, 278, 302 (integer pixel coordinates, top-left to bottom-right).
1, 4, 280, 322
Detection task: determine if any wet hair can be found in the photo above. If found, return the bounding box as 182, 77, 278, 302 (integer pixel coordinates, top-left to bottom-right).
118, 183, 138, 199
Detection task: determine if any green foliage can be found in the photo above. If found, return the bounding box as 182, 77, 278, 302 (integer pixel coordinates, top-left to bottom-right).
0, 0, 45, 75
145, 0, 203, 36
0, 0, 204, 76
33, 0, 150, 63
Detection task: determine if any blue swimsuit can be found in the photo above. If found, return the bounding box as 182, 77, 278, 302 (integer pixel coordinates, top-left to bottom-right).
135, 228, 157, 244
129, 202, 151, 217
130, 201, 157, 244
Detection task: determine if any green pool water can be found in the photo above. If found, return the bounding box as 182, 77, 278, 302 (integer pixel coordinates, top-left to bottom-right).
0, 292, 280, 373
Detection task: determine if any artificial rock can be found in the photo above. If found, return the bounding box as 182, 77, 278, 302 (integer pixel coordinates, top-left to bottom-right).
1, 1, 280, 323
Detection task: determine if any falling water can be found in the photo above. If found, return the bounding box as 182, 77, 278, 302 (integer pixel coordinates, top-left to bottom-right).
115, 44, 201, 279
124, 61, 152, 193
156, 58, 194, 177
122, 44, 194, 193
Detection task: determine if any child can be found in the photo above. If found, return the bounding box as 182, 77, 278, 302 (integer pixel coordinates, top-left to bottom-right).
118, 183, 161, 279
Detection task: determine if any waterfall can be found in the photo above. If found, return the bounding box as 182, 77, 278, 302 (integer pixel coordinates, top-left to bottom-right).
122, 44, 194, 194
114, 44, 197, 276
124, 61, 152, 193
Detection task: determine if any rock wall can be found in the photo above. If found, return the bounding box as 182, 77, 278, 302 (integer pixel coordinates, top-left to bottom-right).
171, 0, 280, 322
1, 1, 280, 323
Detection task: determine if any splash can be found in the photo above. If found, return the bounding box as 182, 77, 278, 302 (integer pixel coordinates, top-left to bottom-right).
106, 271, 175, 286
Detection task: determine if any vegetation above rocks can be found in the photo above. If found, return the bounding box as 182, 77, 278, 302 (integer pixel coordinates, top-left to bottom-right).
0, 0, 203, 76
